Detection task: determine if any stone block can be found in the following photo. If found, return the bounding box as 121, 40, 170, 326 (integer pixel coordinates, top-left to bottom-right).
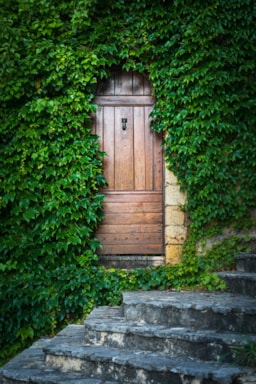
165, 184, 186, 206
165, 225, 187, 244
165, 206, 185, 226
165, 244, 183, 264
165, 169, 179, 185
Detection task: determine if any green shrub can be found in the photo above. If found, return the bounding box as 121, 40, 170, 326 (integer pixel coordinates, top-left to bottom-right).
94, 238, 242, 308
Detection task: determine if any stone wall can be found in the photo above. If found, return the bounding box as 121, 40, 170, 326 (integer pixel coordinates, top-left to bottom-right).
164, 169, 187, 264
163, 171, 256, 264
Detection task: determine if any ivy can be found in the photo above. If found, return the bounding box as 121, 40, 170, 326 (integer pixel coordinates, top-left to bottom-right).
0, 0, 256, 365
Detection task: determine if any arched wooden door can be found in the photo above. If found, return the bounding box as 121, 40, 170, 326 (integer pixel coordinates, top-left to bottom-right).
93, 70, 164, 259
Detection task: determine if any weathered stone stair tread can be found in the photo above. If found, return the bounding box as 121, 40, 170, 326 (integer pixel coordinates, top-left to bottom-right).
0, 336, 120, 384
123, 290, 256, 312
84, 307, 256, 363
45, 342, 251, 384
1, 252, 256, 383
236, 253, 256, 273
123, 290, 256, 333
218, 272, 256, 280
2, 323, 253, 384
85, 312, 256, 346
86, 306, 124, 320
43, 321, 253, 383
218, 272, 256, 298
237, 252, 256, 259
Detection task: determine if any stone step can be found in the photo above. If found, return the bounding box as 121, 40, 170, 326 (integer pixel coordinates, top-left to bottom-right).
236, 253, 256, 273
84, 307, 256, 364
1, 324, 254, 384
1, 296, 255, 384
218, 272, 256, 298
0, 334, 121, 384
123, 290, 256, 333
98, 255, 165, 269
43, 334, 252, 384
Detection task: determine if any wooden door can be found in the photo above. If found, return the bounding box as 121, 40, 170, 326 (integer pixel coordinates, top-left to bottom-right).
93, 71, 163, 256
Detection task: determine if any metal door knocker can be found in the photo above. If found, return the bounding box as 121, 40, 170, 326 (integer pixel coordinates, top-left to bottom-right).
122, 118, 127, 130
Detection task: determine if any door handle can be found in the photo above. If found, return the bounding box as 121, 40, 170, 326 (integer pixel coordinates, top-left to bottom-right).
122, 118, 127, 130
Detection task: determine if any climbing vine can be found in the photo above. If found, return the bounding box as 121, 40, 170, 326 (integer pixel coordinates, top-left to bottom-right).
152, 1, 256, 236
0, 0, 255, 363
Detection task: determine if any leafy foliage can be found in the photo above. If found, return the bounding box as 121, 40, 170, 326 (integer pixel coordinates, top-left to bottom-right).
94, 236, 242, 308
0, 0, 106, 362
0, 0, 255, 365
149, 0, 256, 235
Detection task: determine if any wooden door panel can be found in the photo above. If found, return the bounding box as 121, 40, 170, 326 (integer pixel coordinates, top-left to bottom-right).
97, 233, 163, 245
94, 96, 155, 105
132, 72, 144, 95
101, 106, 115, 189
115, 71, 133, 95
97, 191, 163, 255
96, 224, 162, 234
99, 244, 163, 255
102, 191, 162, 203
134, 106, 146, 190
154, 131, 163, 191
102, 202, 162, 213
145, 106, 154, 190
95, 70, 152, 97
94, 71, 163, 256
102, 213, 162, 225
114, 106, 134, 190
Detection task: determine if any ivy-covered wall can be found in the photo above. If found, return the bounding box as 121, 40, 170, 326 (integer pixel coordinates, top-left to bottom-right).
1, 0, 256, 257
0, 0, 256, 360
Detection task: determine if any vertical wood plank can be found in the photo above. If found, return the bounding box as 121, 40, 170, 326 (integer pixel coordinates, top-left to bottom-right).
96, 73, 115, 95
132, 72, 144, 95
115, 71, 133, 95
134, 106, 146, 190
114, 106, 134, 190
145, 106, 154, 190
153, 131, 163, 191
103, 107, 115, 189
143, 75, 153, 95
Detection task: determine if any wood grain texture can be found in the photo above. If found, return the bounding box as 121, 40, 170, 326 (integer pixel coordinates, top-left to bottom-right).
94, 71, 163, 256
96, 192, 163, 255
94, 96, 155, 105
114, 106, 134, 190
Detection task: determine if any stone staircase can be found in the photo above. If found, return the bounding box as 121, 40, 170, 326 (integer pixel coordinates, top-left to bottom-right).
218, 252, 256, 298
1, 252, 256, 384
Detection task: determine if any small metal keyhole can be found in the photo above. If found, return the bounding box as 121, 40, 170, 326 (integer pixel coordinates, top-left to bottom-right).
122, 118, 127, 130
